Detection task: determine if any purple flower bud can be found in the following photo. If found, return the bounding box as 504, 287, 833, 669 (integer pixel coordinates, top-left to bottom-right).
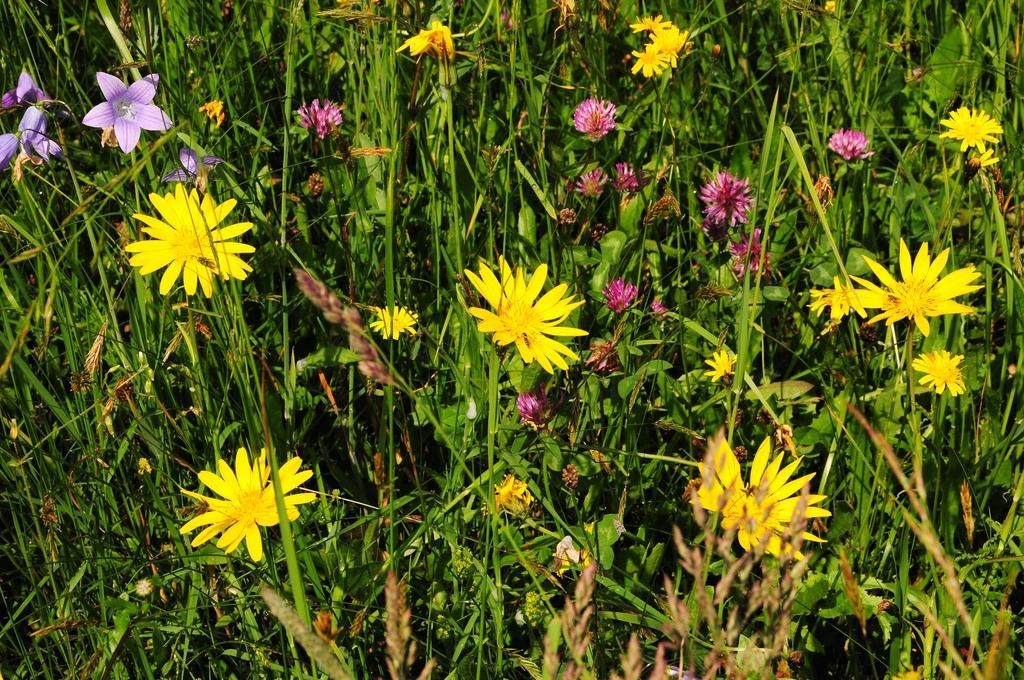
297, 99, 343, 140
574, 168, 608, 197
517, 387, 553, 429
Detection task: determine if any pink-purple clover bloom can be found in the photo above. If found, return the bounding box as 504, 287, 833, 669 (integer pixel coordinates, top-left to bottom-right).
729, 227, 770, 277
828, 128, 873, 161
574, 168, 608, 197
699, 170, 753, 232
297, 99, 343, 140
573, 97, 616, 140
517, 387, 553, 429
612, 162, 646, 193
650, 298, 669, 318
602, 279, 639, 313
82, 72, 172, 154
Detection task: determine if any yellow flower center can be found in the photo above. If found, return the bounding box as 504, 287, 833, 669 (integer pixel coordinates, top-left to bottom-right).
886, 277, 933, 317
499, 298, 542, 346
231, 488, 265, 527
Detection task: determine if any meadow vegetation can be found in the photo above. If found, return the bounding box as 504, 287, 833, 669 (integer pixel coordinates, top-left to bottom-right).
0, 0, 1022, 678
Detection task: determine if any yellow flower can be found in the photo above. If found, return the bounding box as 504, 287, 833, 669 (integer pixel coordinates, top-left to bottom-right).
891, 670, 922, 680
651, 26, 693, 66
629, 14, 673, 33
969, 148, 999, 168
695, 434, 831, 559
851, 239, 983, 337
137, 457, 153, 475
939, 106, 1003, 153
808, 276, 867, 322
125, 185, 255, 297
397, 21, 455, 61
912, 350, 965, 396
495, 474, 533, 515
703, 349, 736, 383
199, 100, 225, 127
824, 0, 836, 11
631, 43, 671, 78
180, 447, 316, 562
463, 257, 587, 373
369, 305, 418, 339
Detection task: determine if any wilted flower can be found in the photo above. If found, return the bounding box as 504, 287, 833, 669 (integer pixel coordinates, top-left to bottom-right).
517, 387, 552, 429
199, 99, 225, 127
828, 128, 873, 161
586, 339, 621, 374
699, 170, 753, 229
82, 72, 172, 154
162, 147, 224, 192
574, 168, 608, 197
729, 227, 770, 277
573, 97, 616, 140
297, 99, 343, 140
602, 278, 638, 313
612, 162, 646, 193
2, 72, 48, 108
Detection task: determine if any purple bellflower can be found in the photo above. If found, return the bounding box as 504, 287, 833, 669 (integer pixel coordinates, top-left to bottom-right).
1, 106, 63, 174
162, 147, 224, 192
2, 72, 48, 108
82, 72, 172, 154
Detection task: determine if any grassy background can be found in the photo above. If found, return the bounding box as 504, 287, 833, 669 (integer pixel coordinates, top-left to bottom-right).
1, 0, 1022, 677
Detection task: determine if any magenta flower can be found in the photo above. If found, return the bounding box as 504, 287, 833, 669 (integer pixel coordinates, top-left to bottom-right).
573, 97, 617, 140
602, 279, 638, 313
828, 128, 873, 161
729, 227, 771, 277
82, 72, 172, 154
2, 72, 48, 108
574, 168, 608, 197
699, 170, 753, 230
297, 99, 343, 140
612, 162, 646, 193
650, 298, 669, 318
517, 387, 553, 429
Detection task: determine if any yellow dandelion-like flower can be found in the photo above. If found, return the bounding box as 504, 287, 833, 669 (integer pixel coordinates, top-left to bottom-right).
631, 43, 671, 78
808, 276, 867, 322
695, 434, 831, 559
125, 185, 255, 298
199, 100, 225, 127
912, 350, 965, 396
494, 474, 533, 515
629, 14, 673, 34
969, 148, 999, 168
397, 21, 455, 61
463, 257, 587, 374
650, 26, 693, 67
851, 239, 983, 337
180, 447, 316, 562
703, 349, 736, 383
369, 305, 418, 340
938, 106, 1003, 153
